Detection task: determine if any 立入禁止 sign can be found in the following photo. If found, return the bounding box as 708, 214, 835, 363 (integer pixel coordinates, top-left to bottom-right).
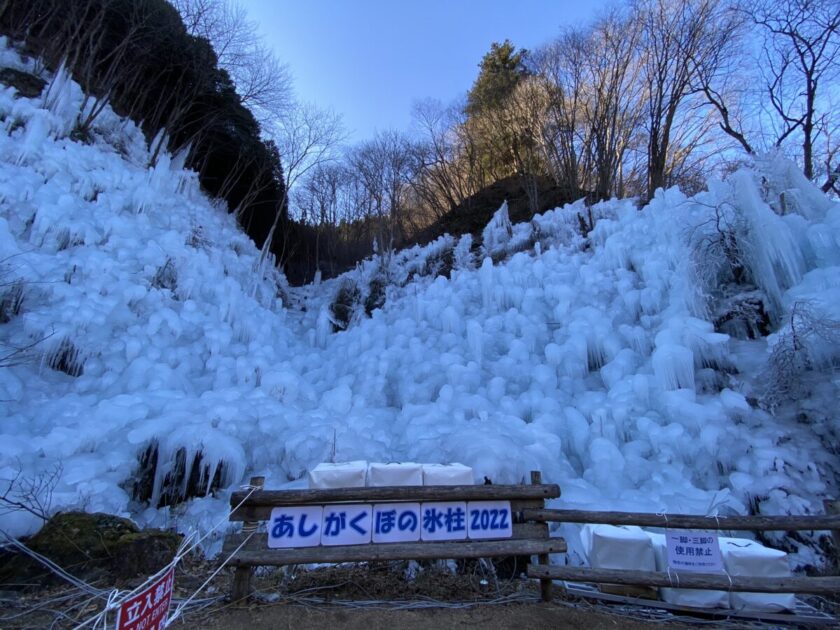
268, 500, 512, 547
116, 565, 175, 630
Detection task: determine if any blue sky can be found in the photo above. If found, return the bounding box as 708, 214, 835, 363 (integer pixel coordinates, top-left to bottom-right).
242, 0, 609, 142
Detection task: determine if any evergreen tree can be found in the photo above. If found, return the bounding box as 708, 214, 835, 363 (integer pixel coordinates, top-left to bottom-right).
466, 40, 529, 117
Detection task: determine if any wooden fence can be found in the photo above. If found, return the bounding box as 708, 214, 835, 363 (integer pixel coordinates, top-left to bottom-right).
525, 503, 840, 595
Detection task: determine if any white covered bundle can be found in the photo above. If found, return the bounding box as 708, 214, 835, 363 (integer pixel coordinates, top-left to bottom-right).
580, 524, 656, 571
308, 461, 368, 489
368, 462, 423, 486
421, 463, 474, 486
720, 537, 795, 612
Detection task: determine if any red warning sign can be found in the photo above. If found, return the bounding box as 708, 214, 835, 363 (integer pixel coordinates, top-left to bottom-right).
116, 566, 175, 630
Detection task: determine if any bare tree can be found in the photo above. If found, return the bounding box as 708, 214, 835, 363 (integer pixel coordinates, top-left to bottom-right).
0, 463, 62, 522
346, 130, 417, 262
582, 10, 646, 200
688, 3, 755, 156
296, 162, 348, 274
746, 0, 840, 180
637, 0, 733, 200
532, 32, 591, 194
258, 102, 344, 269
171, 0, 293, 122
410, 99, 480, 224
483, 75, 548, 213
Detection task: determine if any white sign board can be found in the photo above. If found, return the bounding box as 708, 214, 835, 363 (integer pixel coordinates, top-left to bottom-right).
467, 501, 513, 539
266, 500, 515, 548
372, 503, 421, 543
321, 504, 372, 546
420, 501, 468, 541
268, 506, 323, 548
666, 531, 724, 573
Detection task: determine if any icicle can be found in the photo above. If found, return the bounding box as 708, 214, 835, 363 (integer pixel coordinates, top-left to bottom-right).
315, 307, 331, 348
652, 344, 695, 391
15, 111, 51, 165
479, 257, 494, 309
733, 170, 806, 317
482, 201, 513, 257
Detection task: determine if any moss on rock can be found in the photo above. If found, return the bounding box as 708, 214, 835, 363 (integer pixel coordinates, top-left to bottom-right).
0, 512, 180, 588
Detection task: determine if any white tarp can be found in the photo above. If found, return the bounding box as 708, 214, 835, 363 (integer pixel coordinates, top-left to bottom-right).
368, 462, 423, 486
422, 463, 474, 486
308, 461, 368, 489
580, 524, 656, 571
720, 537, 796, 612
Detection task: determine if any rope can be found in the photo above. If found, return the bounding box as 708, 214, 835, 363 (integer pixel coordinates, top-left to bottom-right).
176, 483, 259, 559
0, 532, 109, 599
11, 481, 261, 629
167, 530, 255, 625
665, 565, 679, 588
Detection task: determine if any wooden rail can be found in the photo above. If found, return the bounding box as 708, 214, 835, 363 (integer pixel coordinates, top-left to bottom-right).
225, 473, 564, 602
523, 508, 840, 531
528, 565, 840, 595
230, 484, 560, 520
525, 504, 840, 602
226, 538, 567, 566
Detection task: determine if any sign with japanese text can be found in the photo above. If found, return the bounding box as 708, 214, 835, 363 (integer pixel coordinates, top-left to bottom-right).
372, 503, 421, 543
269, 506, 323, 548
321, 504, 373, 546
116, 566, 174, 630
467, 501, 513, 539
666, 531, 723, 573
264, 500, 513, 548
420, 501, 468, 541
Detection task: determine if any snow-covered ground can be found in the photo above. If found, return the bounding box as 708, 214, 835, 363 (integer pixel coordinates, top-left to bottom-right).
1, 40, 838, 564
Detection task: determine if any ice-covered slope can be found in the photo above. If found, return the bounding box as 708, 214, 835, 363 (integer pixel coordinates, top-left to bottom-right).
1, 40, 838, 562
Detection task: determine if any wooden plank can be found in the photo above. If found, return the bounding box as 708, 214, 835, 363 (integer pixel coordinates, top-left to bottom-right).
227, 538, 566, 566
510, 499, 548, 511
563, 582, 838, 626
527, 565, 840, 595
511, 522, 550, 540
523, 508, 840, 531
230, 484, 560, 520
825, 499, 839, 565
223, 532, 564, 557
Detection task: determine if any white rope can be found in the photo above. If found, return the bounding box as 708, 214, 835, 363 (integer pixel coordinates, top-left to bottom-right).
0, 531, 109, 598
665, 565, 679, 588
724, 568, 734, 592
166, 530, 256, 625
88, 482, 260, 627
173, 483, 259, 561
6, 482, 261, 629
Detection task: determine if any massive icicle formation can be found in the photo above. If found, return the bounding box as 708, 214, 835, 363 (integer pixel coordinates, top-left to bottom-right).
1, 40, 838, 563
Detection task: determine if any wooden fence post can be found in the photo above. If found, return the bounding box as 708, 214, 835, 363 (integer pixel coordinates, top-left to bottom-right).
531, 470, 552, 602
231, 475, 264, 602
825, 499, 839, 569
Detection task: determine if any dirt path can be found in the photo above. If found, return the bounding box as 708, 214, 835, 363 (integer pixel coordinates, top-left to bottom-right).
199, 600, 686, 630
